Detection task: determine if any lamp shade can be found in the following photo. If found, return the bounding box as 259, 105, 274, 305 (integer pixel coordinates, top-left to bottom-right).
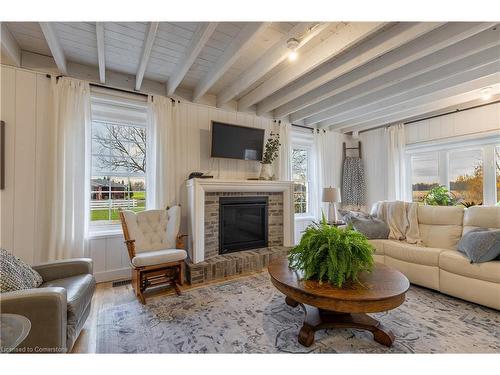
322, 187, 341, 203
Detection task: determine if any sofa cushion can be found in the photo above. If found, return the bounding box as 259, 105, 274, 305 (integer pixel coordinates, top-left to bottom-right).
367, 239, 388, 255
42, 274, 96, 326
417, 205, 464, 250
439, 250, 500, 284
462, 206, 500, 235
384, 240, 445, 267
0, 248, 43, 293
457, 228, 500, 263
131, 249, 187, 267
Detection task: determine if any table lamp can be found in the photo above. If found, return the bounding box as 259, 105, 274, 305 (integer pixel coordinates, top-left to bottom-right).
322, 187, 341, 223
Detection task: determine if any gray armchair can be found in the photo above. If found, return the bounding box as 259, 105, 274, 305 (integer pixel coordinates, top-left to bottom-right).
1, 258, 96, 353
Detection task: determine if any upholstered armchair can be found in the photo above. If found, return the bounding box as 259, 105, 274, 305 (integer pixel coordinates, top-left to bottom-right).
119, 206, 187, 304
1, 258, 96, 353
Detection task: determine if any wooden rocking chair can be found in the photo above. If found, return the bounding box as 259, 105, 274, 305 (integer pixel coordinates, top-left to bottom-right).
119, 206, 187, 304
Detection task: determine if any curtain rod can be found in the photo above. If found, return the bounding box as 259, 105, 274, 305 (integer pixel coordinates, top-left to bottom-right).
359, 98, 500, 134
291, 123, 315, 132
45, 74, 177, 103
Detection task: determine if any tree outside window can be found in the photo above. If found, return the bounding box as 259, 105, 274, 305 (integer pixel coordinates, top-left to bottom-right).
449, 149, 483, 205
91, 121, 147, 225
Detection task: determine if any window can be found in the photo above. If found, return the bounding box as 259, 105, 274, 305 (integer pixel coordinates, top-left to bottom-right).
407, 142, 498, 206
292, 147, 310, 214
496, 146, 500, 205
410, 152, 439, 203
449, 149, 483, 205
90, 91, 148, 227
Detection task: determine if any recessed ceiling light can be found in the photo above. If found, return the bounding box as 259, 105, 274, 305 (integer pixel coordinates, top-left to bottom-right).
480, 87, 492, 101
287, 38, 300, 62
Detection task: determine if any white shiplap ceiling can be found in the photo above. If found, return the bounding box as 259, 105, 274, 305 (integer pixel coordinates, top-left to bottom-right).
1, 21, 499, 133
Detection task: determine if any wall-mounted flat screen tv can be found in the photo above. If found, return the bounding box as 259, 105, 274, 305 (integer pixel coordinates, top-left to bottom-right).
211, 121, 265, 161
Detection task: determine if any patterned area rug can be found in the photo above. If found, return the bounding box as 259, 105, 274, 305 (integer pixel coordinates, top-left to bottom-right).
96, 272, 500, 353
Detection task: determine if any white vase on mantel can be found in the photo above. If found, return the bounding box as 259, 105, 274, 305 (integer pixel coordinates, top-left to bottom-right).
259, 163, 273, 180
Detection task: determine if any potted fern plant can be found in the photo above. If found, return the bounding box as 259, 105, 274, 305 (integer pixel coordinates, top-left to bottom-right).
260, 132, 280, 180
288, 213, 375, 288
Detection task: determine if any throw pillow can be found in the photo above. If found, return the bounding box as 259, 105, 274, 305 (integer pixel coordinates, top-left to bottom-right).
0, 248, 43, 293
349, 216, 390, 240
457, 228, 500, 263
339, 209, 371, 222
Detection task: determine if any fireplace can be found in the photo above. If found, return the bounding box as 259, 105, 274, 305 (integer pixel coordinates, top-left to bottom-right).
219, 196, 268, 254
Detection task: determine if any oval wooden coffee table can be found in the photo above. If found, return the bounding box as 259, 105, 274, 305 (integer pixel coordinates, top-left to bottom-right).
268, 258, 410, 347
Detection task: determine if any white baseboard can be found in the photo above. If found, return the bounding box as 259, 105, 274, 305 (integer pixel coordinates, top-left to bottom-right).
94, 267, 131, 283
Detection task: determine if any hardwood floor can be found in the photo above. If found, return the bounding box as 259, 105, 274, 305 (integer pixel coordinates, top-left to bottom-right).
71, 271, 265, 353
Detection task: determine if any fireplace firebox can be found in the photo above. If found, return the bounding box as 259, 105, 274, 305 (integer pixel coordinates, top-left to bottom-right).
219, 196, 268, 254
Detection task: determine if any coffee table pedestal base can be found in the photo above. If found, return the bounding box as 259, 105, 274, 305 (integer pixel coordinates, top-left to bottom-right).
286, 298, 395, 347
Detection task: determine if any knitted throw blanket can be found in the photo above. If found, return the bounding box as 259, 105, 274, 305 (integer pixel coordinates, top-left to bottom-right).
342, 156, 365, 206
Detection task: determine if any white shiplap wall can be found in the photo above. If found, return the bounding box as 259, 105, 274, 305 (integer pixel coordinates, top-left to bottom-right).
0, 64, 281, 282
0, 66, 53, 265
405, 102, 500, 144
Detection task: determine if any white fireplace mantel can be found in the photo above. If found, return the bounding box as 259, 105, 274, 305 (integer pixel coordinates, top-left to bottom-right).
186, 179, 294, 263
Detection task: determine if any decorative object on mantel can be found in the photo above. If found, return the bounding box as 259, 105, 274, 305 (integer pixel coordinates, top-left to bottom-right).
288, 213, 374, 288
260, 132, 280, 180
322, 187, 342, 223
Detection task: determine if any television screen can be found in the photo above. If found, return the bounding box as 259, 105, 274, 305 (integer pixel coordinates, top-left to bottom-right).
211, 122, 265, 161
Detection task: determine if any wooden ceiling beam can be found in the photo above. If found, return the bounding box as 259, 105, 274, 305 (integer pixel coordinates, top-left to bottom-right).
215, 22, 329, 107
39, 22, 67, 75
258, 22, 443, 115
334, 73, 500, 133
96, 22, 106, 84
236, 22, 386, 112
135, 22, 159, 91
193, 22, 270, 102
1, 23, 21, 67
319, 50, 500, 128
167, 22, 218, 96
304, 33, 500, 126
281, 22, 497, 121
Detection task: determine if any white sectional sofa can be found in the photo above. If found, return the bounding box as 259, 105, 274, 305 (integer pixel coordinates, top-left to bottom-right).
369, 205, 500, 310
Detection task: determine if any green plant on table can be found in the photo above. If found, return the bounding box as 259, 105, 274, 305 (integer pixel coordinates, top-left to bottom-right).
423, 185, 457, 206
288, 213, 375, 288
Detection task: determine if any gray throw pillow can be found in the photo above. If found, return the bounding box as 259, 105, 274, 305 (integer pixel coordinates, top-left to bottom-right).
339, 209, 371, 222
457, 228, 500, 263
0, 248, 43, 293
349, 216, 390, 239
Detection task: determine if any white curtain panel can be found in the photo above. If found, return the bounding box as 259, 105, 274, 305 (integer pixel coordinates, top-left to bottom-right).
147, 96, 177, 209
278, 122, 292, 180
48, 78, 91, 260
386, 123, 407, 201
360, 127, 388, 209
313, 130, 343, 219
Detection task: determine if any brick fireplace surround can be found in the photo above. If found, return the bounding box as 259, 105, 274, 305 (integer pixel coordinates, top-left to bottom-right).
185, 179, 294, 284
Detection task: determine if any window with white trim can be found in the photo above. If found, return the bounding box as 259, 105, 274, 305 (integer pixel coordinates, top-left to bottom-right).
291, 130, 315, 216
410, 152, 439, 203
292, 147, 310, 214
449, 149, 483, 205
90, 90, 148, 228
407, 140, 499, 206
